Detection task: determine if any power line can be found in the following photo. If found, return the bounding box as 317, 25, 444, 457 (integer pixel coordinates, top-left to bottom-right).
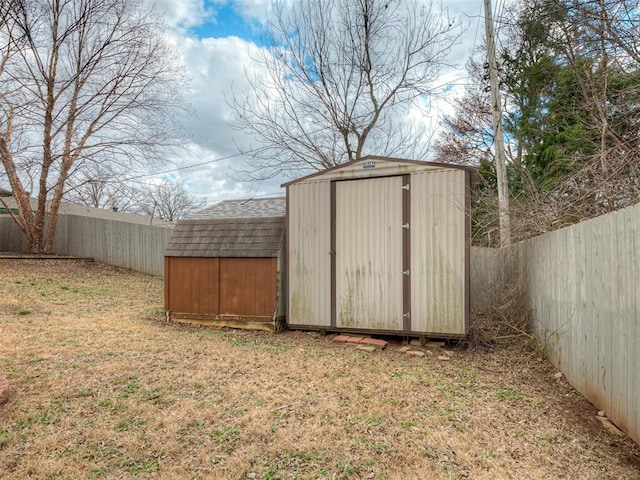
117, 71, 480, 184
494, 0, 508, 35
470, 1, 485, 50
119, 123, 339, 182
123, 150, 260, 182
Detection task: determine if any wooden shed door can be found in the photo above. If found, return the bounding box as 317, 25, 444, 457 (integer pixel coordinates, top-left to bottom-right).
334, 176, 406, 331
165, 257, 220, 314
219, 258, 277, 317
166, 257, 276, 318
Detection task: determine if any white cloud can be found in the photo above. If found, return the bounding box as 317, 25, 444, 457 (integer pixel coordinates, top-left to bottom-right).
166, 142, 285, 204
232, 0, 272, 21
151, 0, 214, 29
157, 33, 287, 202
178, 36, 259, 151
148, 0, 484, 205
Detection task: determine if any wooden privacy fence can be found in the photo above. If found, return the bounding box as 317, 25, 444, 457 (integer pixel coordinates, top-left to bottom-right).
0, 216, 28, 252
473, 201, 640, 445
0, 214, 173, 276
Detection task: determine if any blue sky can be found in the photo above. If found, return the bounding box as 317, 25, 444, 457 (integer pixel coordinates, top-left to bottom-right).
189, 2, 262, 42
148, 0, 483, 205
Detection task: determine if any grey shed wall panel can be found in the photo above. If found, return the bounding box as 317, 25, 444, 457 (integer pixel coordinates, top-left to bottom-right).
410, 169, 467, 334
287, 182, 331, 327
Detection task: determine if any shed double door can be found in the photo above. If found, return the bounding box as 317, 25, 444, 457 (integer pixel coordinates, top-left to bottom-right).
165, 257, 277, 317
333, 175, 410, 331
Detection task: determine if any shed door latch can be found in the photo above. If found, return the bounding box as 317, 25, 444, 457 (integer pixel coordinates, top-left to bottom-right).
402, 312, 411, 318
401, 184, 410, 190
402, 223, 410, 229
402, 269, 410, 276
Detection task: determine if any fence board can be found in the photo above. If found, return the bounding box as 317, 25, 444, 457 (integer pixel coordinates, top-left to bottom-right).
66, 216, 173, 275
622, 206, 639, 438
573, 222, 588, 395
611, 211, 626, 428
1, 214, 173, 276
0, 216, 27, 252
472, 201, 640, 445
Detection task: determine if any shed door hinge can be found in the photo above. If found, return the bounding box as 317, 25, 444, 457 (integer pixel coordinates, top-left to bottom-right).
402, 223, 410, 229
402, 269, 410, 276
401, 184, 410, 190
402, 312, 411, 318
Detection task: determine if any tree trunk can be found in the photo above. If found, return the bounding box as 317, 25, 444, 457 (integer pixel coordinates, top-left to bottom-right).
0, 136, 44, 252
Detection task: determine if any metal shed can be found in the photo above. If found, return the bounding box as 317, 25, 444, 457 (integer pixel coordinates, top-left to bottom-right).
283, 156, 473, 338
164, 197, 286, 332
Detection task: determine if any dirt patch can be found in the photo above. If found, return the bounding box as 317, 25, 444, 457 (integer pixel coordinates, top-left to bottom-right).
0, 259, 638, 479
0, 376, 8, 404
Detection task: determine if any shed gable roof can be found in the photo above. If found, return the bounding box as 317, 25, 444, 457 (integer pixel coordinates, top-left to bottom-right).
281, 155, 475, 187
165, 216, 285, 258
190, 197, 285, 220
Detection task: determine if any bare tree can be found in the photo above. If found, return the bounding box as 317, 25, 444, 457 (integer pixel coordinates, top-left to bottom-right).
0, 0, 184, 253
433, 52, 494, 166
229, 0, 462, 179
64, 167, 144, 212
533, 0, 640, 216
139, 180, 204, 222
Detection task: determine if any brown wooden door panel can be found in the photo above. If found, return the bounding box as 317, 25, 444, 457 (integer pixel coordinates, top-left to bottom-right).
167, 257, 220, 314
219, 258, 277, 317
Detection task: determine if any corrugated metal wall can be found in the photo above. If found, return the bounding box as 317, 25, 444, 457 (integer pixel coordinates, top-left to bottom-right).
411, 170, 467, 334
335, 177, 404, 330
286, 158, 470, 336
287, 182, 331, 326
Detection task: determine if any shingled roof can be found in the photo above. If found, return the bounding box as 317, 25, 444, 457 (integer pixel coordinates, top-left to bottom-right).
166, 197, 287, 258
165, 216, 285, 258
190, 197, 286, 219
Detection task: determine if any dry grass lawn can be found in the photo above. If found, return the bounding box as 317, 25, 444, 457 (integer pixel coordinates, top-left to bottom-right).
0, 259, 639, 479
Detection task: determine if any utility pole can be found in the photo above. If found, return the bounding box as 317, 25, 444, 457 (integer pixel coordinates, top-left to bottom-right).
483, 0, 511, 247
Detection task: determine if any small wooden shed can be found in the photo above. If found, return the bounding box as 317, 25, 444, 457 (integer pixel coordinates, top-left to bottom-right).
283, 156, 474, 338
164, 197, 286, 332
